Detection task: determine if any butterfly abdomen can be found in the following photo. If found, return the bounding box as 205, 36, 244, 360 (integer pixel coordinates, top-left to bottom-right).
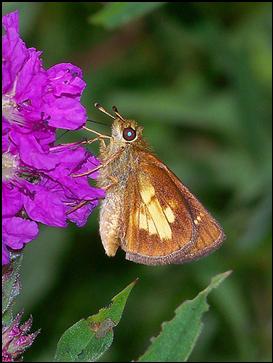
98, 145, 139, 257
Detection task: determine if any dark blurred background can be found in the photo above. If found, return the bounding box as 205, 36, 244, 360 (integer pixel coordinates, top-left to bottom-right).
3, 2, 272, 362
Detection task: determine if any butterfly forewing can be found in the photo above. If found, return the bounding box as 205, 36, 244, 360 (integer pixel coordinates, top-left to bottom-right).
121, 152, 225, 265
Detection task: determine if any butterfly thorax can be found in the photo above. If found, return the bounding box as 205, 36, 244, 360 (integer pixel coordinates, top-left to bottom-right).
97, 118, 150, 257
98, 142, 138, 190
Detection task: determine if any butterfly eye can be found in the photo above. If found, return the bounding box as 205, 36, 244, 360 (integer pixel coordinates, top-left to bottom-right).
123, 127, 136, 141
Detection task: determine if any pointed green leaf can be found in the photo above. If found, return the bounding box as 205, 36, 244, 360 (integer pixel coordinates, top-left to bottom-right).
138, 271, 232, 362
54, 279, 137, 362
90, 2, 166, 30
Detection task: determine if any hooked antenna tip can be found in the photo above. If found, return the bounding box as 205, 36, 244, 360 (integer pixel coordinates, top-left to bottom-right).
94, 102, 115, 119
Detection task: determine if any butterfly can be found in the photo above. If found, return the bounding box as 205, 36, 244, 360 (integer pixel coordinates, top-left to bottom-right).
75, 104, 225, 266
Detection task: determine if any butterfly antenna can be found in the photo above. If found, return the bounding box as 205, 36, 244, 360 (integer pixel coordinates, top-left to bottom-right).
112, 106, 125, 121
94, 102, 115, 119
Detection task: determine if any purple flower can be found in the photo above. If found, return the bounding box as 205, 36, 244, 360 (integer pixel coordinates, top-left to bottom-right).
2, 11, 105, 265
2, 311, 39, 362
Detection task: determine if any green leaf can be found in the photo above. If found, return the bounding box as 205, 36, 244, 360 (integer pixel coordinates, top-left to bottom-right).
90, 2, 165, 29
138, 271, 232, 362
2, 253, 23, 326
54, 279, 137, 362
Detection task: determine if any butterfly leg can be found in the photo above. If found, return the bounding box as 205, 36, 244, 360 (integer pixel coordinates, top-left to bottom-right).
83, 125, 113, 150
65, 197, 103, 216
65, 200, 89, 215
86, 137, 100, 145
85, 136, 106, 149
72, 149, 123, 178
71, 163, 103, 178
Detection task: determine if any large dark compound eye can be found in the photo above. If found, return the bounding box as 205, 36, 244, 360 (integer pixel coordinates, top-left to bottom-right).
123, 127, 136, 141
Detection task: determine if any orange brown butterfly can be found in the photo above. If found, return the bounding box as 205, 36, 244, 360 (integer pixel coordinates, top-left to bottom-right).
73, 103, 225, 266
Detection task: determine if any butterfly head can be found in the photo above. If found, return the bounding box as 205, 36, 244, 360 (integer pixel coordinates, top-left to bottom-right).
112, 118, 143, 144
94, 103, 144, 145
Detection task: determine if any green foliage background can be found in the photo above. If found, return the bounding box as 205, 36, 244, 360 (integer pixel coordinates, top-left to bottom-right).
3, 2, 272, 362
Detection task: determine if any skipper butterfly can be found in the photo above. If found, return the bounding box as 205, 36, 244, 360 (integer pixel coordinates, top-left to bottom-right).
74, 104, 225, 265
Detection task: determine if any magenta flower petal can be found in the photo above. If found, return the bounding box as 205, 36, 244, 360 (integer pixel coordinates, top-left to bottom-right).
2, 217, 39, 251
2, 183, 23, 217
2, 137, 9, 153
2, 119, 10, 152
23, 184, 67, 227
45, 96, 87, 130
42, 63, 87, 130
30, 125, 56, 148
14, 49, 46, 103
11, 132, 59, 170
2, 10, 19, 32
2, 11, 28, 94
47, 63, 86, 97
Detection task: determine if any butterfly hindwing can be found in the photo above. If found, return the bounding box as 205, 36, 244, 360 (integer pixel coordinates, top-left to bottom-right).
174, 181, 225, 263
